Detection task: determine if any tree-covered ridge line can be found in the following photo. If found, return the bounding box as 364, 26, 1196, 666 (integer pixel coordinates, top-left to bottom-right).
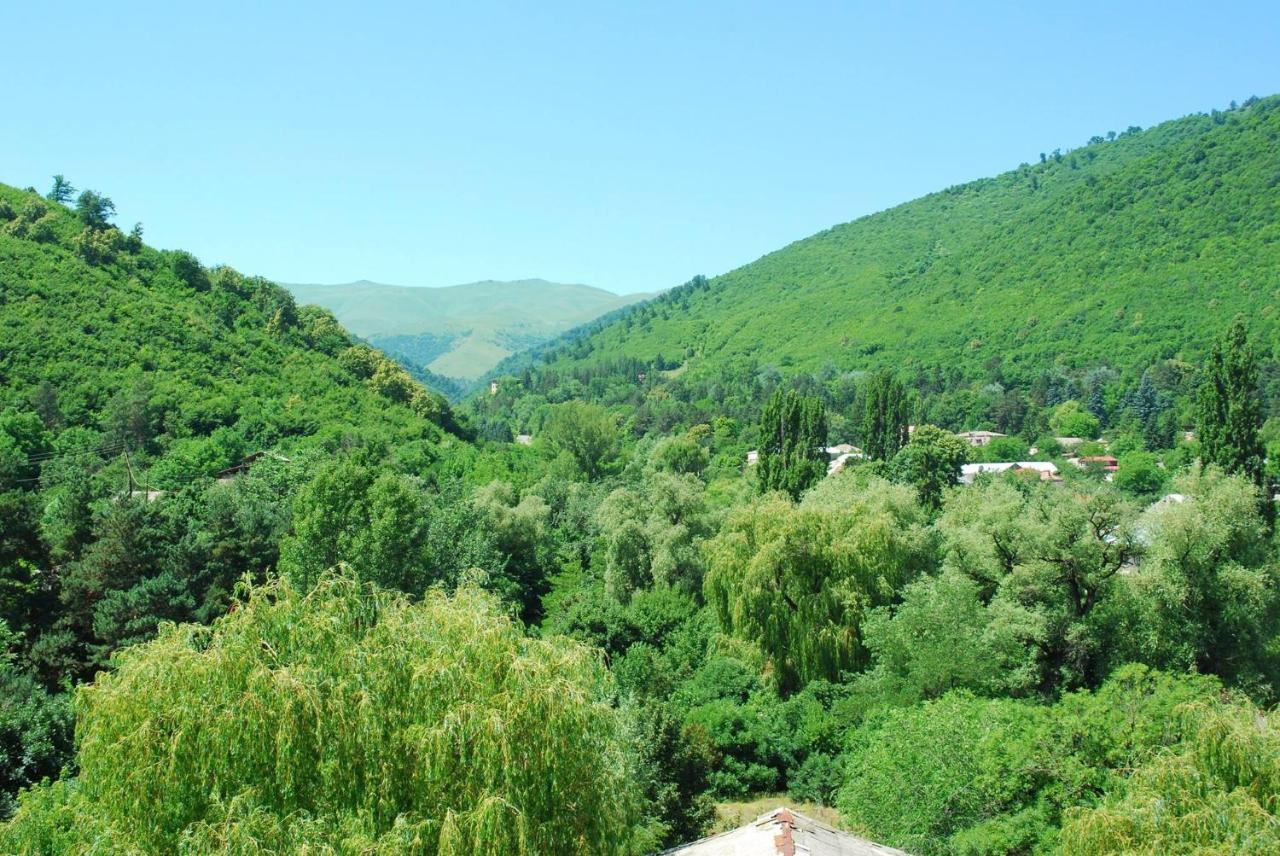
468, 95, 1280, 446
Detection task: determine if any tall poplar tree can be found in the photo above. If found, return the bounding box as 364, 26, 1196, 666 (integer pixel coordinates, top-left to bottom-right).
756, 388, 828, 499
861, 370, 909, 461
1196, 320, 1264, 487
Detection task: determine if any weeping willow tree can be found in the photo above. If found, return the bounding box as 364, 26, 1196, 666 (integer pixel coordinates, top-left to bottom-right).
1060, 699, 1280, 854
0, 576, 643, 854
703, 478, 934, 692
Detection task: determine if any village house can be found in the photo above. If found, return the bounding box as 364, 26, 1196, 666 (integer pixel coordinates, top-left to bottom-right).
955, 430, 1006, 447
1076, 455, 1119, 476
748, 445, 862, 471
660, 807, 909, 856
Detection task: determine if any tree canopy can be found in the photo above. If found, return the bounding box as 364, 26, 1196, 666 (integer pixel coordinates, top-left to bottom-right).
1, 577, 643, 854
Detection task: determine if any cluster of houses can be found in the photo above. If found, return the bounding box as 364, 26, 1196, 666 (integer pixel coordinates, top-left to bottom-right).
746, 429, 1124, 486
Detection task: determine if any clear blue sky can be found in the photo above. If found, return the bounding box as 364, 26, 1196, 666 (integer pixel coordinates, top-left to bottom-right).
5, 1, 1279, 294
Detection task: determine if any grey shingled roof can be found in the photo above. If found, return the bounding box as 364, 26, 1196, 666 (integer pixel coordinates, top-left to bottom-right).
658, 807, 912, 856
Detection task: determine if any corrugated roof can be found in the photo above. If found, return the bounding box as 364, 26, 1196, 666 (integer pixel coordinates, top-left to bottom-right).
658, 807, 911, 856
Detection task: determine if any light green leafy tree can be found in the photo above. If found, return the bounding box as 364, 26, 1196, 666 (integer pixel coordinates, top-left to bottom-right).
279, 461, 498, 598
1050, 400, 1102, 439
543, 401, 622, 480
0, 577, 645, 854
704, 478, 933, 692
1112, 450, 1166, 496
596, 471, 709, 601
1061, 697, 1280, 854
1123, 465, 1279, 694
937, 479, 1140, 694
853, 568, 1044, 708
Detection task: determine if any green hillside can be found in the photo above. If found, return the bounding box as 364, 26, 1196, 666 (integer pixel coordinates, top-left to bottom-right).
491, 96, 1280, 428
0, 179, 479, 685
284, 278, 650, 383
0, 185, 468, 458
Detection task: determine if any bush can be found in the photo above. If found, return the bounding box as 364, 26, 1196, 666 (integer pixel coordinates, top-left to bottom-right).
836, 666, 1234, 855
0, 661, 73, 820
73, 226, 123, 264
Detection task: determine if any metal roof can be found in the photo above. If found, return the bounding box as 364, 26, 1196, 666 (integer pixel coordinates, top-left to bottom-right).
658, 807, 911, 856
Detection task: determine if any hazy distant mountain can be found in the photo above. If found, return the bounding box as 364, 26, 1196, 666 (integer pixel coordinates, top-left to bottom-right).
284, 279, 651, 381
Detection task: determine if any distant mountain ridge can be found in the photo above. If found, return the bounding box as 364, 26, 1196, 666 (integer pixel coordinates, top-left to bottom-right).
284, 278, 651, 383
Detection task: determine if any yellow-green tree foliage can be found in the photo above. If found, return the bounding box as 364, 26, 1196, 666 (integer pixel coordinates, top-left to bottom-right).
703, 478, 934, 691
1, 577, 641, 854
1061, 699, 1280, 854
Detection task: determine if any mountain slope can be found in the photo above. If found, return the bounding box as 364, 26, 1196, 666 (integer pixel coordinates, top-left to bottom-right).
284, 279, 650, 382
517, 97, 1280, 397
0, 183, 464, 477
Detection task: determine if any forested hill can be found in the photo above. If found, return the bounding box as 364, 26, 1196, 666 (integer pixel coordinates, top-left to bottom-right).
0, 181, 465, 461
0, 178, 475, 689
500, 96, 1280, 406
284, 278, 650, 385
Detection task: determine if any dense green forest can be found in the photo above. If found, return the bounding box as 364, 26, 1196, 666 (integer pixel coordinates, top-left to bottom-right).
2, 98, 1280, 856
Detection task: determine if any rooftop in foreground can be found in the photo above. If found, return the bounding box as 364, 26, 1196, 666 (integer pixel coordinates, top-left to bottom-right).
659, 807, 911, 856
